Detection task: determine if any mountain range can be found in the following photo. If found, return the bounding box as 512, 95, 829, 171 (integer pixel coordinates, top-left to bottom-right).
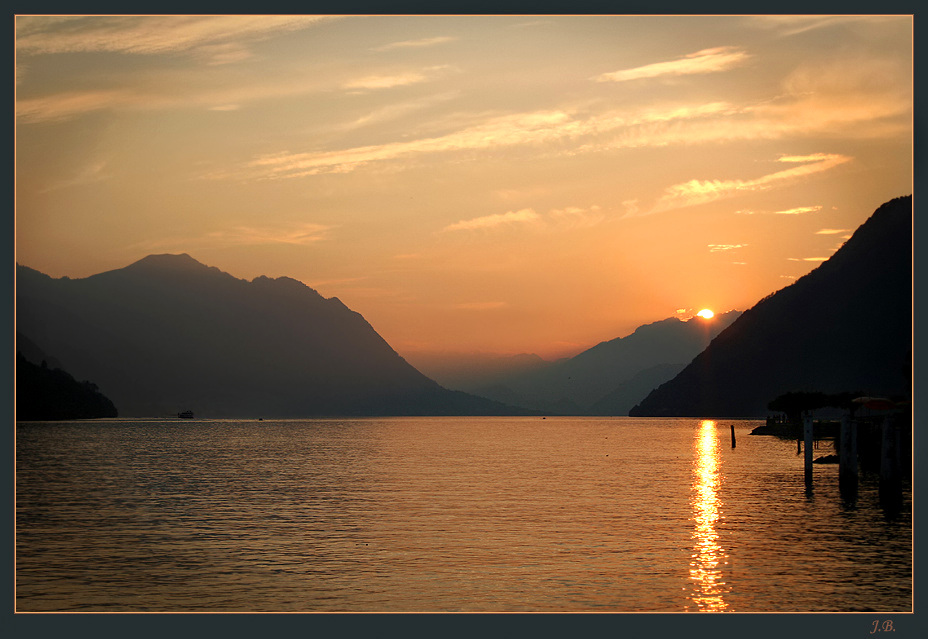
16, 253, 527, 418
16, 196, 911, 420
630, 195, 912, 417
419, 311, 740, 415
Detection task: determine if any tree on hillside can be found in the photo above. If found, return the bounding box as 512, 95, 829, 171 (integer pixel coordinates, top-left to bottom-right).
767, 390, 864, 424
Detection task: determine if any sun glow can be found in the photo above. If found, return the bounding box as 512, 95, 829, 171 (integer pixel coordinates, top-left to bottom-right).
697, 309, 715, 319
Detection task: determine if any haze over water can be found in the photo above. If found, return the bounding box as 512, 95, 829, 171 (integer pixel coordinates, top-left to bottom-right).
16, 418, 911, 612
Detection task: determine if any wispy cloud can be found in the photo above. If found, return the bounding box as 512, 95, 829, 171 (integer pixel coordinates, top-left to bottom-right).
342, 66, 450, 91
443, 209, 539, 232
340, 92, 459, 130
206, 223, 333, 246
16, 15, 331, 58
124, 222, 332, 256
38, 160, 111, 193
442, 205, 604, 234
815, 228, 849, 235
17, 74, 336, 124
199, 51, 897, 181
708, 244, 747, 252
594, 46, 750, 83
788, 257, 829, 262
749, 57, 912, 139
548, 205, 604, 229
749, 15, 900, 37
512, 20, 552, 29
649, 153, 850, 214
773, 205, 823, 215
17, 89, 138, 124
230, 103, 733, 180
373, 36, 456, 51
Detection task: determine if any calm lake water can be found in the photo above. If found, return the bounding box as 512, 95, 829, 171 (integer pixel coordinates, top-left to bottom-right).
16, 417, 911, 612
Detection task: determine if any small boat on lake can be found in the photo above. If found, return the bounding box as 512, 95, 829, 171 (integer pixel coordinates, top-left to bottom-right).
177, 410, 194, 419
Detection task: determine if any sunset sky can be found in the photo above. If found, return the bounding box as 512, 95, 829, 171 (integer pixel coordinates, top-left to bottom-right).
15, 15, 913, 362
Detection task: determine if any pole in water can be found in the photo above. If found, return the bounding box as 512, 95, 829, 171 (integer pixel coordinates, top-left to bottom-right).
880, 415, 902, 512
803, 414, 814, 487
730, 424, 736, 448
839, 415, 858, 502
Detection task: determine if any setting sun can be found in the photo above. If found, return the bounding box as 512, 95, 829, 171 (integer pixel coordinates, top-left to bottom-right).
697, 309, 715, 319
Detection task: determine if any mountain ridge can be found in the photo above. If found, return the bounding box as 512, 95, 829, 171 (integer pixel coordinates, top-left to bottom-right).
16, 254, 528, 418
629, 195, 912, 418
442, 310, 741, 414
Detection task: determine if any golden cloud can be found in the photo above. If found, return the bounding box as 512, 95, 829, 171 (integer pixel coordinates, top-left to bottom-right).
650, 154, 851, 214
443, 209, 540, 232
16, 16, 330, 56
594, 46, 750, 83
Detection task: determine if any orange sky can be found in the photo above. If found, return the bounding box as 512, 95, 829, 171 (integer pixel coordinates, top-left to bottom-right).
15, 15, 913, 361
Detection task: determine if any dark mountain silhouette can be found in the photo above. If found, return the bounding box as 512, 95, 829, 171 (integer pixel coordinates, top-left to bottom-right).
16, 332, 63, 371
630, 195, 912, 418
16, 254, 528, 418
16, 338, 118, 420
589, 363, 680, 416
458, 311, 740, 414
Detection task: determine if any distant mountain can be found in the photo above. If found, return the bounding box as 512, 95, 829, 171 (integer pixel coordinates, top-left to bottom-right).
16, 254, 527, 418
16, 332, 63, 371
405, 351, 551, 392
461, 311, 741, 414
589, 363, 680, 416
630, 195, 912, 418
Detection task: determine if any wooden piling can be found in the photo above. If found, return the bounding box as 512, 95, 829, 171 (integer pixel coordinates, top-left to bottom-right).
839, 416, 858, 500
730, 425, 736, 448
880, 415, 902, 510
803, 414, 813, 486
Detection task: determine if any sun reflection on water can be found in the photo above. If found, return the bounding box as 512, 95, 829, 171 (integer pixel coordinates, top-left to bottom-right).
687, 419, 730, 612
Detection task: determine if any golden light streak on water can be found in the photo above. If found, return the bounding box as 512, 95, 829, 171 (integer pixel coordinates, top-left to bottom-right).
687, 419, 730, 612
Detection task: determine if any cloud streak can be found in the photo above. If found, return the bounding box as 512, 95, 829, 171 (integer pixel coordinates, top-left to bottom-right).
340, 92, 459, 130
230, 103, 735, 180
215, 66, 895, 181
373, 36, 456, 51
650, 153, 851, 214
548, 205, 604, 229
708, 244, 747, 252
124, 222, 332, 256
16, 15, 330, 57
207, 223, 333, 246
774, 205, 823, 215
342, 66, 450, 91
443, 209, 539, 232
38, 161, 111, 193
594, 46, 750, 83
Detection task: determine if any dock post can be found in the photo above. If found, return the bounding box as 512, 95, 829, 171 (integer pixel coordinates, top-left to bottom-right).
803, 414, 813, 487
839, 416, 858, 501
730, 425, 736, 449
880, 415, 902, 511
